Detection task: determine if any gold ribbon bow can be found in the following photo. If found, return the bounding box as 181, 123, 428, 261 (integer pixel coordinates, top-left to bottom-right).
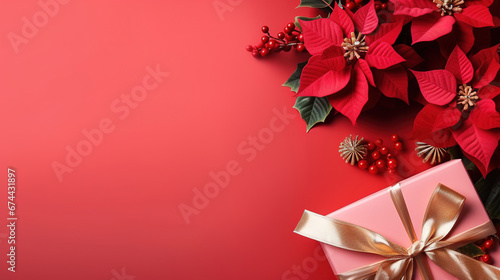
294, 184, 500, 280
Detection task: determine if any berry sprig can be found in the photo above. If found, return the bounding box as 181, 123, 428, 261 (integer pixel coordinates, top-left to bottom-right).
246, 23, 305, 57
474, 236, 496, 264
344, 0, 389, 11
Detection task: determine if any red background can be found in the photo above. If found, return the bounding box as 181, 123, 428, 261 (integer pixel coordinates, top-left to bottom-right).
0, 1, 485, 279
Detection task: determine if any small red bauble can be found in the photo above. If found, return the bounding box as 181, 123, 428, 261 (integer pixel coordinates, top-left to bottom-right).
260, 48, 270, 56
394, 141, 404, 151
367, 141, 376, 151
369, 165, 379, 174
375, 159, 386, 169
387, 158, 398, 169
358, 159, 368, 169
375, 139, 383, 147
379, 146, 389, 155
261, 26, 269, 33
391, 134, 399, 142
345, 2, 356, 10
481, 254, 492, 264
261, 36, 269, 44
371, 151, 381, 160
484, 240, 494, 250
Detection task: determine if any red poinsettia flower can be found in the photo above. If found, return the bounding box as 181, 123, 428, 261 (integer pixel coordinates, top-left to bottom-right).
297, 1, 407, 124
391, 0, 495, 47
411, 45, 500, 176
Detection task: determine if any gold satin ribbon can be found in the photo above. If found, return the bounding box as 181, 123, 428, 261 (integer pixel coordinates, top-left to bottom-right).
294, 183, 500, 280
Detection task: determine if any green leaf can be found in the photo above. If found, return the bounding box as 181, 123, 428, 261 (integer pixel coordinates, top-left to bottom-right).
282, 61, 307, 93
446, 145, 477, 171
295, 15, 322, 31
456, 243, 485, 258
297, 0, 334, 8
475, 169, 500, 221
293, 96, 332, 132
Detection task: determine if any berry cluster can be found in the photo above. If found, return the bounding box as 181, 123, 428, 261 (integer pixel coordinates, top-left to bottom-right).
475, 237, 496, 264
344, 0, 389, 11
358, 135, 404, 175
246, 23, 305, 57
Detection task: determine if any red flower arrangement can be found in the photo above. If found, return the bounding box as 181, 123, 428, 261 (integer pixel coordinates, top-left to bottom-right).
248, 0, 500, 178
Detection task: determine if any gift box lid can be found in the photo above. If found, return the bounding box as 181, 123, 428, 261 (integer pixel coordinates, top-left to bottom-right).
321, 159, 492, 279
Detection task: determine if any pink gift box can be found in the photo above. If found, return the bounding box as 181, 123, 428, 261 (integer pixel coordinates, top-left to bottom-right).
321, 160, 494, 280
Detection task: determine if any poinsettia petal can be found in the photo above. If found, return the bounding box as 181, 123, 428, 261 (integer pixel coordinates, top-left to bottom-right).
365, 20, 403, 46
466, 0, 493, 7
445, 46, 474, 84
433, 107, 462, 132
411, 69, 457, 105
473, 59, 500, 88
357, 58, 375, 86
478, 84, 500, 99
455, 5, 494, 27
373, 66, 409, 103
470, 100, 500, 129
411, 104, 457, 147
353, 0, 379, 34
298, 48, 351, 97
300, 19, 344, 56
470, 44, 500, 69
392, 0, 435, 16
451, 118, 499, 170
461, 149, 498, 178
365, 41, 406, 69
393, 45, 424, 68
411, 14, 455, 44
438, 21, 475, 58
330, 2, 355, 37
329, 64, 369, 125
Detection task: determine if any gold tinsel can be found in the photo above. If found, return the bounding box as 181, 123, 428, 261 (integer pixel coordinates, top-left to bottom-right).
339, 135, 367, 165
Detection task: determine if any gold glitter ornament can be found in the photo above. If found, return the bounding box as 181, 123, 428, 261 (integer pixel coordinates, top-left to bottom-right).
339, 135, 367, 165
415, 142, 448, 165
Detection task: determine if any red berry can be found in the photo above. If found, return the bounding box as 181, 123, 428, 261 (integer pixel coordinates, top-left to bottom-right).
381, 3, 387, 9
388, 168, 397, 174
284, 26, 293, 34
367, 141, 376, 151
246, 45, 254, 52
386, 153, 393, 159
283, 45, 292, 52
261, 36, 269, 44
379, 145, 389, 155
376, 159, 386, 169
286, 22, 295, 30
371, 151, 381, 160
387, 158, 398, 169
260, 48, 269, 57
256, 42, 264, 49
484, 240, 494, 249
375, 139, 384, 147
261, 26, 269, 33
268, 40, 279, 50
346, 2, 357, 10
277, 32, 285, 39
296, 44, 305, 52
369, 165, 379, 174
394, 141, 404, 151
375, 3, 381, 10
252, 50, 259, 57
358, 160, 369, 169
354, 0, 363, 4
391, 134, 399, 142
298, 33, 304, 42
481, 254, 492, 264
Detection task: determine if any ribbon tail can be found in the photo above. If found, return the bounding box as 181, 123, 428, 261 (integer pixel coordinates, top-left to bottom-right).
427, 248, 500, 280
